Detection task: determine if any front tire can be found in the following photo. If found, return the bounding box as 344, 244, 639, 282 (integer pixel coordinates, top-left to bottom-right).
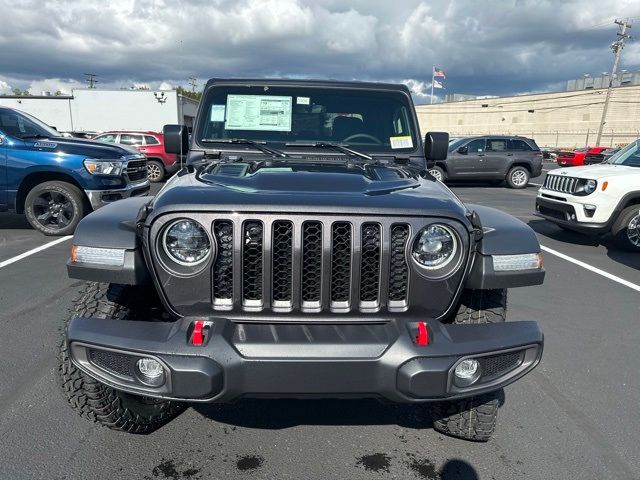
612, 205, 640, 252
432, 289, 507, 441
24, 181, 85, 235
58, 282, 185, 434
506, 166, 530, 189
428, 166, 446, 183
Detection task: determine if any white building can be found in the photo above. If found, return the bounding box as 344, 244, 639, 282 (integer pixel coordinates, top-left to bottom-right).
0, 89, 199, 133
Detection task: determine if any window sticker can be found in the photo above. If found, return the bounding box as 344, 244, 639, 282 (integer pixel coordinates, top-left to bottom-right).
390, 136, 413, 149
225, 94, 292, 131
210, 104, 226, 122
296, 96, 310, 105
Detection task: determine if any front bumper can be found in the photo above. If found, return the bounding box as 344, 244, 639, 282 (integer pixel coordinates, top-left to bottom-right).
535, 195, 610, 233
86, 180, 150, 210
67, 316, 543, 403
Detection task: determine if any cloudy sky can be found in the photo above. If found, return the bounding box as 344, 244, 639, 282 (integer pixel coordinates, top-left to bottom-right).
1, 0, 639, 102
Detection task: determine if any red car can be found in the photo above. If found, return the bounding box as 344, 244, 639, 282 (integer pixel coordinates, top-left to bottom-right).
556, 146, 609, 167
93, 131, 180, 182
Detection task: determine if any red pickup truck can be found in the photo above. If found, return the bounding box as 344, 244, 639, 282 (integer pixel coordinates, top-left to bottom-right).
556, 146, 609, 167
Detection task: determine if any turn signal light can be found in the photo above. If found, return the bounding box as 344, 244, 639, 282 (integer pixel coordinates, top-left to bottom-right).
602, 181, 608, 191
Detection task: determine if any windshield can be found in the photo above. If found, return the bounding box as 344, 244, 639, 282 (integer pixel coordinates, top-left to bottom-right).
607, 140, 640, 167
0, 108, 60, 139
196, 85, 418, 154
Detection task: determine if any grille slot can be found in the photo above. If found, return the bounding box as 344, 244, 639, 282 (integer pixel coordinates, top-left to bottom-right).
544, 174, 579, 194
388, 224, 410, 308
479, 351, 523, 380
88, 349, 134, 378
242, 221, 264, 309
330, 222, 352, 311
213, 220, 234, 309
272, 221, 294, 310
359, 223, 382, 310
301, 221, 323, 311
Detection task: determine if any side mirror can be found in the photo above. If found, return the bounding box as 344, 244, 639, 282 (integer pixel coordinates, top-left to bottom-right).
423, 131, 449, 168
163, 124, 189, 154
457, 146, 468, 155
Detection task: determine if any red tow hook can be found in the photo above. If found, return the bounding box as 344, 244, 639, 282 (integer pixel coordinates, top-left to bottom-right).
416, 321, 429, 346
191, 320, 205, 346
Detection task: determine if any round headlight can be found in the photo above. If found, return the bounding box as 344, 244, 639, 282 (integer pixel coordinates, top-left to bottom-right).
584, 179, 597, 194
163, 219, 211, 265
412, 224, 457, 269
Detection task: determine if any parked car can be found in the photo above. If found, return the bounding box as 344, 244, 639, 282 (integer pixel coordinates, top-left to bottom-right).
584, 147, 620, 165
60, 78, 545, 442
428, 135, 543, 188
0, 107, 149, 235
536, 139, 640, 251
93, 131, 180, 182
556, 146, 608, 167
539, 147, 558, 160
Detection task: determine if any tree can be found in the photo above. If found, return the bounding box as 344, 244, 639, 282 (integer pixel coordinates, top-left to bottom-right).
12, 88, 22, 96
176, 86, 202, 101
54, 90, 63, 96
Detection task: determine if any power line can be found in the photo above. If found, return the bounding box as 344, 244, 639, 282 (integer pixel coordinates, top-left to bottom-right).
188, 77, 197, 92
83, 73, 98, 89
596, 18, 632, 145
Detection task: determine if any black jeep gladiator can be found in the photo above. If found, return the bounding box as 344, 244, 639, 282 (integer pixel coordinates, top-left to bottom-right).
59, 78, 545, 441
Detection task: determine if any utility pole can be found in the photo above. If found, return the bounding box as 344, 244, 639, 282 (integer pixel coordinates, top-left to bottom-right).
83, 73, 98, 89
188, 77, 197, 92
596, 19, 631, 146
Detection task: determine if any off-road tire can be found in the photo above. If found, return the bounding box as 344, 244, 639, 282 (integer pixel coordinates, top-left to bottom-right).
432, 288, 506, 441
58, 282, 185, 434
428, 166, 446, 183
147, 159, 165, 183
24, 181, 85, 236
506, 166, 530, 189
452, 288, 507, 324
612, 205, 640, 252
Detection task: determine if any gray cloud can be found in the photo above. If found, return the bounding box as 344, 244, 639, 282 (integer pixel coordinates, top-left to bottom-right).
0, 0, 639, 100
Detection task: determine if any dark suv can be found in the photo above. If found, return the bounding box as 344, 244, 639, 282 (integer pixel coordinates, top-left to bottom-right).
429, 136, 543, 188
59, 79, 545, 442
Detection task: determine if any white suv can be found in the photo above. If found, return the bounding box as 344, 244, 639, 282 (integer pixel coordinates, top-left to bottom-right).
535, 139, 640, 251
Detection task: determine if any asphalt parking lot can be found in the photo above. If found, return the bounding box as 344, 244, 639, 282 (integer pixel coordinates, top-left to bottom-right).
1, 168, 639, 480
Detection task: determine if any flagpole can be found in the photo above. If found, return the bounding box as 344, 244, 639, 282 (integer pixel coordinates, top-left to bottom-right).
430, 65, 434, 105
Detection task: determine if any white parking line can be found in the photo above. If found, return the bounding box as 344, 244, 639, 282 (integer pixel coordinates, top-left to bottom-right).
529, 182, 542, 186
540, 245, 640, 293
0, 236, 72, 269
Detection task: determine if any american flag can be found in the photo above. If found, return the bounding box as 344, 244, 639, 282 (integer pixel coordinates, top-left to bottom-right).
434, 67, 446, 78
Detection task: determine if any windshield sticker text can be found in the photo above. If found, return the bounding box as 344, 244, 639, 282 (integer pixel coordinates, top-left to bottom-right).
225, 94, 292, 132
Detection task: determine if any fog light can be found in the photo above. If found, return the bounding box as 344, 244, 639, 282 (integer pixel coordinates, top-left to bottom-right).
455, 359, 479, 379
136, 358, 165, 386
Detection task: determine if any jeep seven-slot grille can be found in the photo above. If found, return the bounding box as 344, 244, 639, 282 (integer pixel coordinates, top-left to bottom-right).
543, 174, 579, 194
209, 218, 413, 313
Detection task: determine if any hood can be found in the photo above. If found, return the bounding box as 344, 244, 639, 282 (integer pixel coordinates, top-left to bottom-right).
550, 164, 640, 179
24, 136, 140, 159
150, 162, 469, 220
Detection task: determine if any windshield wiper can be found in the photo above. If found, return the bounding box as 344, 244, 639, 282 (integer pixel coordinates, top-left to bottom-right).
200, 138, 288, 158
285, 141, 373, 161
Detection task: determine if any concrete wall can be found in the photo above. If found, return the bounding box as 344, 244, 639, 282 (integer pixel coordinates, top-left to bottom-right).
0, 89, 200, 132
416, 84, 640, 149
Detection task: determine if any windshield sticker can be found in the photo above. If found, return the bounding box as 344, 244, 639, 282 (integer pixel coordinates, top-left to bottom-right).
296, 96, 310, 105
390, 136, 413, 149
225, 94, 292, 132
210, 104, 226, 122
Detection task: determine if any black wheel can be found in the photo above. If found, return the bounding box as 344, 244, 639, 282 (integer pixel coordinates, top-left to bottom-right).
24, 181, 84, 235
58, 282, 185, 434
432, 288, 507, 441
506, 166, 530, 189
428, 166, 446, 183
612, 205, 640, 252
147, 160, 165, 183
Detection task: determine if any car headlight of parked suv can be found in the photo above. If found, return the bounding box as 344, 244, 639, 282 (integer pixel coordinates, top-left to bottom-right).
163, 219, 212, 266
83, 159, 125, 176
574, 179, 598, 196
